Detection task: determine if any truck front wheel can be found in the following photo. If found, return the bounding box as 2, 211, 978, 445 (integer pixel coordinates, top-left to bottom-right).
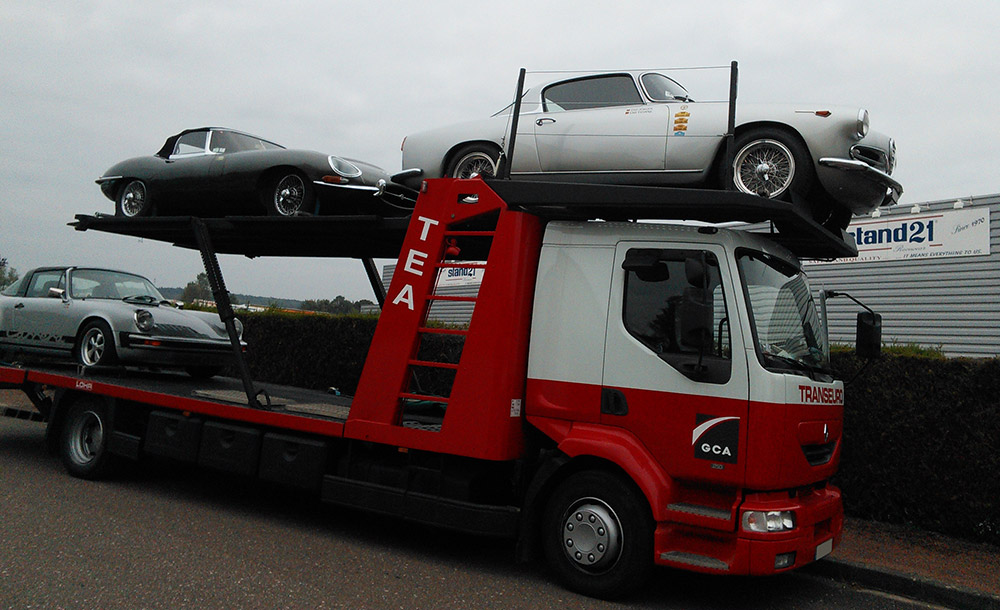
60, 398, 115, 479
542, 470, 654, 599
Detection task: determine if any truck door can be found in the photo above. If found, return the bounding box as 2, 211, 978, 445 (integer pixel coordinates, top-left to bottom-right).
601, 243, 750, 486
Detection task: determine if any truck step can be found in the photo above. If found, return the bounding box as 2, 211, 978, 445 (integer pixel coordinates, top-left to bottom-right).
1, 407, 46, 422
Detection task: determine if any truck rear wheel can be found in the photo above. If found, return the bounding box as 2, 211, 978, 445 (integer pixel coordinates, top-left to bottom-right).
542, 470, 654, 599
60, 398, 115, 479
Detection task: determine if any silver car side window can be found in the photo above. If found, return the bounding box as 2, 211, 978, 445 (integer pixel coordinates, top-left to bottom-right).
24, 270, 65, 298
542, 75, 643, 112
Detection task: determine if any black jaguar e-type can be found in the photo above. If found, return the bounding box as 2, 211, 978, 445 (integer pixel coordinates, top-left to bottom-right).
96, 128, 418, 218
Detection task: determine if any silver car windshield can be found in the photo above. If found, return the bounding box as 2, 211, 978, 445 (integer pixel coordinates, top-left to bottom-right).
737, 250, 829, 373
70, 269, 164, 302
640, 73, 692, 102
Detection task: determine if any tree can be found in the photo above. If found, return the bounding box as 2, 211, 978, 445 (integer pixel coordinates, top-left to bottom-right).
300, 295, 361, 315
181, 272, 212, 304
0, 258, 18, 290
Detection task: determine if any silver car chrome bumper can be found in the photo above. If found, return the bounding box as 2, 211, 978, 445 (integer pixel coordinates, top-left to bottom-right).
818, 157, 903, 206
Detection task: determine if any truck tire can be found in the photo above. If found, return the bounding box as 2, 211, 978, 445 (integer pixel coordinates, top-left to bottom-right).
60, 398, 116, 479
542, 470, 654, 599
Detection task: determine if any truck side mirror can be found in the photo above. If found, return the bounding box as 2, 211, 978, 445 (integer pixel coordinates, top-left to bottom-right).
856, 312, 882, 359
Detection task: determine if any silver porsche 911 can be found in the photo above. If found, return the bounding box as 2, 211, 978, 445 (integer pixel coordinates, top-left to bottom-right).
0, 267, 243, 378
401, 70, 902, 230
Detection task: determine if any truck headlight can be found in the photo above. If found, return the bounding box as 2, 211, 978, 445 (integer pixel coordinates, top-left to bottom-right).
135, 309, 155, 332
742, 510, 796, 533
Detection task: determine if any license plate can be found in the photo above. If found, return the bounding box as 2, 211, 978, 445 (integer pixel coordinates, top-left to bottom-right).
814, 539, 833, 560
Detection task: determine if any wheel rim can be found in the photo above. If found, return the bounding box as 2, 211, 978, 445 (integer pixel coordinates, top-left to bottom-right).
452, 152, 497, 179
67, 410, 104, 465
80, 327, 106, 366
274, 175, 306, 215
120, 181, 147, 217
560, 497, 623, 573
733, 139, 795, 198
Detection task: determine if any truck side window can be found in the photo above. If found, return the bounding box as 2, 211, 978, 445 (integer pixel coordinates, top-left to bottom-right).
623, 249, 731, 383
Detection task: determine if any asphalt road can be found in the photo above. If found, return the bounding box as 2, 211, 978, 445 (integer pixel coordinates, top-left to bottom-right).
0, 415, 944, 610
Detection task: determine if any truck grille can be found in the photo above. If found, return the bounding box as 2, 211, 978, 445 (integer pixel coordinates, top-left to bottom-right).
802, 441, 836, 466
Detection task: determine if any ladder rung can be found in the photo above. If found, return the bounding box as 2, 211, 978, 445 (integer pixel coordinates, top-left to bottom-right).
443, 231, 495, 237
408, 359, 460, 370
427, 295, 477, 303
418, 327, 468, 336
435, 262, 487, 270
399, 392, 450, 404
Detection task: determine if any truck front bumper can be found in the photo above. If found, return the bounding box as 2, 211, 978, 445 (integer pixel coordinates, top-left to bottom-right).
655, 484, 843, 575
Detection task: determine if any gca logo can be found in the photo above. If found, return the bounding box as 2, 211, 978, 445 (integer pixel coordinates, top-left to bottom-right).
692, 415, 739, 464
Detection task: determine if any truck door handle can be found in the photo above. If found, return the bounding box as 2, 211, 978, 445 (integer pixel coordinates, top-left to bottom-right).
536, 118, 556, 126
601, 388, 628, 416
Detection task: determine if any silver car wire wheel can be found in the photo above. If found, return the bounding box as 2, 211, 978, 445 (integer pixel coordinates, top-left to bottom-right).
119, 180, 148, 217
733, 139, 795, 198
66, 409, 105, 467
274, 174, 306, 215
560, 496, 623, 573
452, 151, 498, 179
80, 326, 107, 366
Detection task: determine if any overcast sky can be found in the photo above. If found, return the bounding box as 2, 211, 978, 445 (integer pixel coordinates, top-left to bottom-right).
2, 1, 997, 302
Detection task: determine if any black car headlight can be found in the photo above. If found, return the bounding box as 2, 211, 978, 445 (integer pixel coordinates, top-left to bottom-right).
328, 156, 363, 178
135, 309, 154, 332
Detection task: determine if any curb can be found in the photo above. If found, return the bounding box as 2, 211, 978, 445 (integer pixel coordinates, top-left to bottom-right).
806, 558, 1000, 610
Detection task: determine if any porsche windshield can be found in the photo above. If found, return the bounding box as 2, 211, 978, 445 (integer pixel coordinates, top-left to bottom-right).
737, 250, 829, 374
70, 269, 164, 302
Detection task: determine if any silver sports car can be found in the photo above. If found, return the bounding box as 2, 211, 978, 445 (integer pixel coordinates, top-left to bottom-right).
401, 70, 902, 229
0, 267, 242, 378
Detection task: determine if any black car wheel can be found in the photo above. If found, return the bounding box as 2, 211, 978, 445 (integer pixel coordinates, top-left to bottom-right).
269, 172, 314, 216
542, 470, 654, 599
116, 179, 151, 217
60, 398, 116, 479
446, 144, 500, 179
77, 320, 117, 367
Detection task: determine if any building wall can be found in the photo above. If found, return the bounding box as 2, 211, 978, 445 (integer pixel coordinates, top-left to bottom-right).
803, 194, 998, 357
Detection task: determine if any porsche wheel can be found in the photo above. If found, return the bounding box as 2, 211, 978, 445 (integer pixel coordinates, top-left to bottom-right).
60, 398, 116, 479
270, 172, 314, 216
542, 470, 654, 599
731, 129, 813, 201
446, 145, 500, 179
77, 320, 117, 367
116, 180, 151, 218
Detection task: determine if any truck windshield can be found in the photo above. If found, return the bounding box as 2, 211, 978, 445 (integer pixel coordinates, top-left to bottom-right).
737, 250, 829, 375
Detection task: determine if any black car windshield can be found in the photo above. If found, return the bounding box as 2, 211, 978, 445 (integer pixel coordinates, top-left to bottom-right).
70, 269, 164, 302
737, 250, 829, 373
640, 73, 692, 102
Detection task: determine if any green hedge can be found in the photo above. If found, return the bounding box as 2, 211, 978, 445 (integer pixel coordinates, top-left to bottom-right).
831, 353, 1000, 545
235, 312, 999, 545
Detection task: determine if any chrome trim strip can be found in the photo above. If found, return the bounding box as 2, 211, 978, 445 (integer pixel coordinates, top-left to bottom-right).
511, 169, 702, 176
313, 181, 380, 193
95, 175, 123, 183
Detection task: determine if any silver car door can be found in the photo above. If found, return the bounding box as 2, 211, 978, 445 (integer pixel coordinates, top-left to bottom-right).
10, 269, 74, 354
532, 74, 668, 173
